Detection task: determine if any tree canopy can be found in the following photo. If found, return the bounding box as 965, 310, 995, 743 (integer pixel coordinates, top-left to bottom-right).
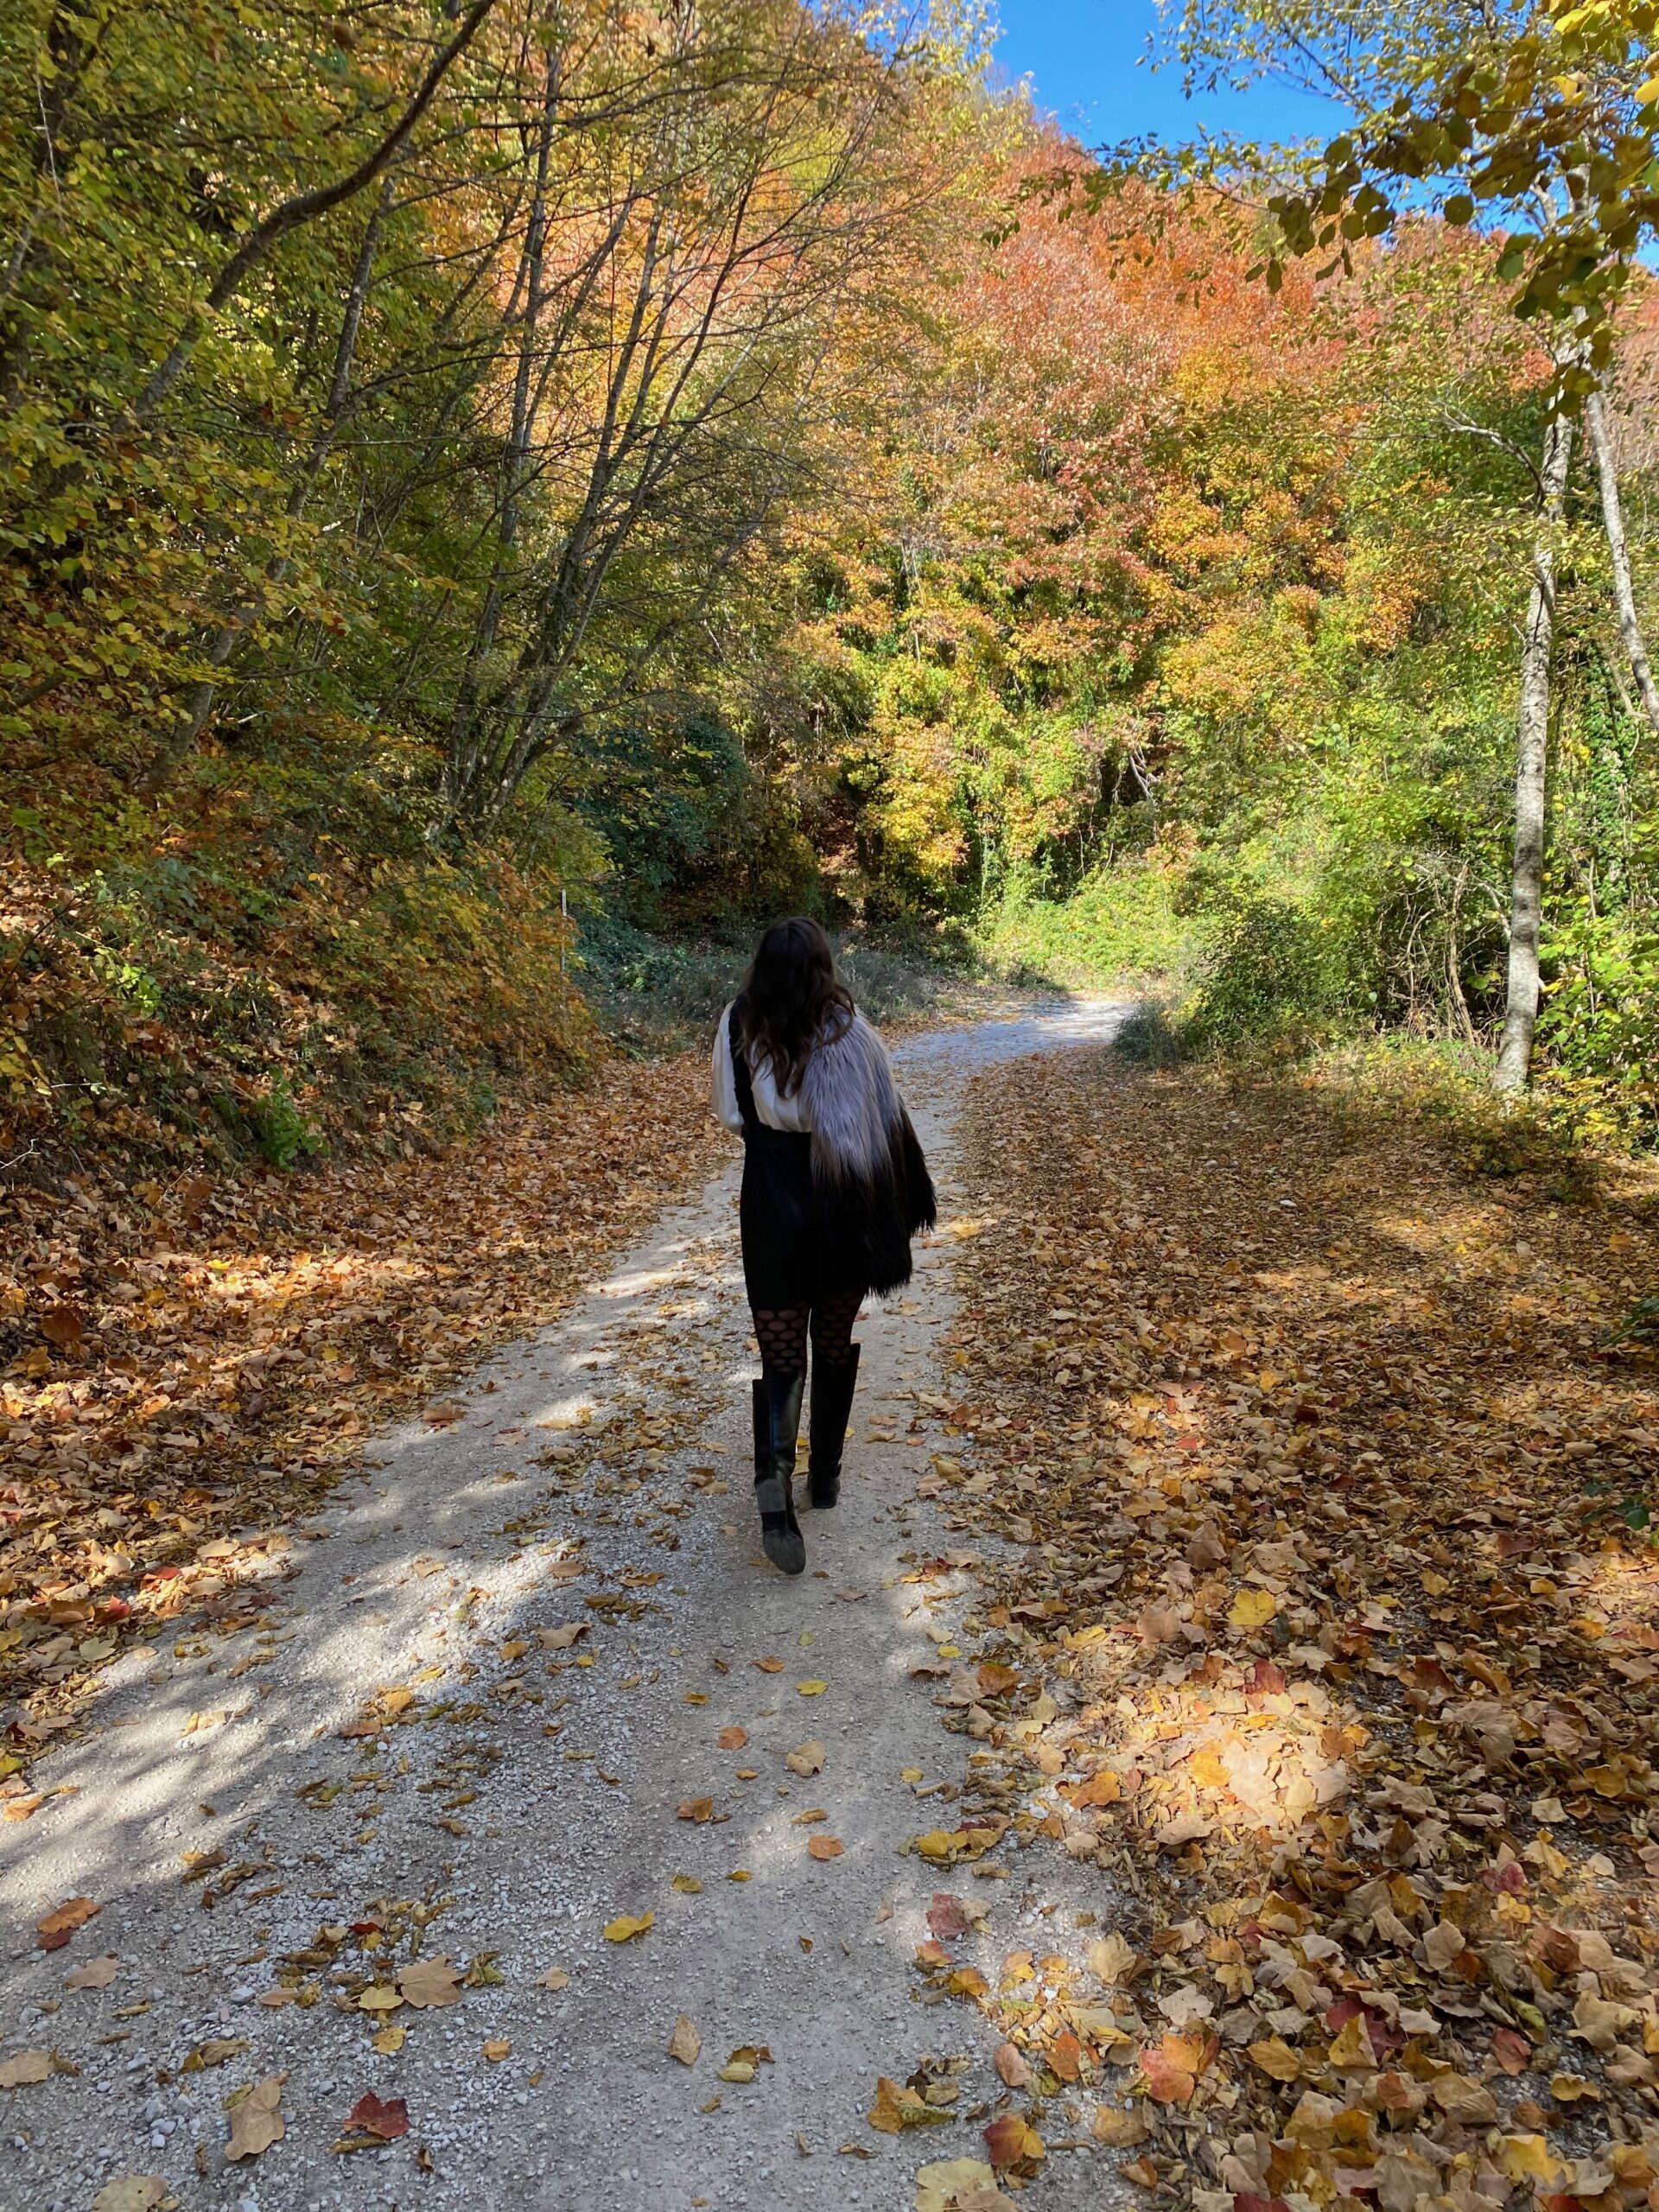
3, 0, 1659, 1159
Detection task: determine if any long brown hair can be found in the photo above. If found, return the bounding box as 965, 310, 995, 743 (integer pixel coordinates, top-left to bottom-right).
733, 918, 854, 1096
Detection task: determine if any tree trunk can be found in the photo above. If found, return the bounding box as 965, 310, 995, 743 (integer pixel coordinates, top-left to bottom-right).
1584, 386, 1659, 735
1495, 401, 1575, 1094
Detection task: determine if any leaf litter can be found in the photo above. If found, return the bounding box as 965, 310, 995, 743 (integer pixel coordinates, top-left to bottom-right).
0, 1052, 720, 1781
916, 1048, 1659, 2211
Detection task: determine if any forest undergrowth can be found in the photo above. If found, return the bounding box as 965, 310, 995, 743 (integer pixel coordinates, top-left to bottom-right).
916, 1045, 1659, 2204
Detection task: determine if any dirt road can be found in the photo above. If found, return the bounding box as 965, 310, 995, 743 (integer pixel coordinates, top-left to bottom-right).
1, 1002, 1133, 2212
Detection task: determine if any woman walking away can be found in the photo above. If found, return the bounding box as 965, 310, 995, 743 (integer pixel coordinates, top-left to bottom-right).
712, 920, 936, 1576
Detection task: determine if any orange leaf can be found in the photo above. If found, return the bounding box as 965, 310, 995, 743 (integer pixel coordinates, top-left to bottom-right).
35, 1897, 100, 1952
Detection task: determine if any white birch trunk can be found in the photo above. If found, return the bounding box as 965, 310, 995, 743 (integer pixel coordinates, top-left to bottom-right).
1584, 387, 1659, 735
1495, 403, 1575, 1093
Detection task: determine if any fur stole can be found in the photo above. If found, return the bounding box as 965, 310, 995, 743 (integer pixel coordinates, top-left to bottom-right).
799, 1014, 937, 1287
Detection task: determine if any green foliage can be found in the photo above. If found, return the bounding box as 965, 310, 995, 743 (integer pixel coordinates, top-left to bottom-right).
976, 862, 1193, 989
249, 1077, 326, 1171
1185, 888, 1348, 1050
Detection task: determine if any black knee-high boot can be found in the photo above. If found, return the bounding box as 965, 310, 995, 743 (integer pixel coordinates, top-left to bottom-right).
807, 1345, 860, 1510
753, 1370, 806, 1576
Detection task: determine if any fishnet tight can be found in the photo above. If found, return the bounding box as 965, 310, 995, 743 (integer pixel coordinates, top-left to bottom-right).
752, 1285, 865, 1376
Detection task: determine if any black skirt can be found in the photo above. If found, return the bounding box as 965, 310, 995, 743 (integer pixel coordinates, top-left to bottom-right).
739, 1127, 868, 1310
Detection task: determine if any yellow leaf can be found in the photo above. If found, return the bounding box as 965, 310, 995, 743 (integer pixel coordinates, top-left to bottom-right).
1499, 2135, 1571, 2189
372, 2025, 405, 2056
1248, 2036, 1304, 2082
482, 2038, 512, 2062
1228, 1588, 1279, 1630
602, 1913, 654, 1943
796, 1680, 828, 1696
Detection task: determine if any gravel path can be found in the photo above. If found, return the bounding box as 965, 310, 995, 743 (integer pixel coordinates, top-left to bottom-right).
2, 1001, 1134, 2212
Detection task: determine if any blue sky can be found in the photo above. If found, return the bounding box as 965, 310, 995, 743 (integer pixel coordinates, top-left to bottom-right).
989, 0, 1349, 151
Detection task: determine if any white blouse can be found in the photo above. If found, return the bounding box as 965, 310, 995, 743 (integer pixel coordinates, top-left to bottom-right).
711, 1004, 814, 1135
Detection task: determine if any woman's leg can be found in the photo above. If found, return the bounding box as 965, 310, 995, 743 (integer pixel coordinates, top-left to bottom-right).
752, 1306, 809, 1373
809, 1286, 865, 1369
806, 1285, 866, 1508
750, 1306, 808, 1574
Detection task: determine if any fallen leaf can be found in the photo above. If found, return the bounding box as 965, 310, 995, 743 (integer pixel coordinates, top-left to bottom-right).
346, 2092, 409, 2140
670, 2016, 702, 2067
1228, 1588, 1279, 1630
1085, 1931, 1139, 1985
0, 2050, 51, 2088
753, 1656, 785, 1673
928, 1895, 974, 1941
1248, 2037, 1304, 2083
786, 1739, 826, 1777
182, 2038, 247, 2072
671, 1875, 702, 1894
482, 2039, 512, 2062
536, 1624, 588, 1650
92, 2182, 168, 2212
1141, 2031, 1208, 2104
808, 1835, 844, 1860
35, 1897, 99, 1951
914, 2157, 1006, 2212
871, 2075, 952, 2132
41, 1303, 86, 1349
396, 1956, 463, 2009
677, 1796, 714, 1823
226, 2072, 285, 2160
717, 1726, 748, 1749
539, 1967, 571, 1991
1092, 2104, 1148, 2148
1430, 2073, 1498, 2124
603, 1912, 654, 1943
717, 2044, 773, 2084
64, 1955, 118, 1991
797, 1679, 828, 1696
994, 2042, 1031, 2088
372, 2026, 405, 2056
983, 2111, 1044, 2167
1497, 2134, 1572, 2189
